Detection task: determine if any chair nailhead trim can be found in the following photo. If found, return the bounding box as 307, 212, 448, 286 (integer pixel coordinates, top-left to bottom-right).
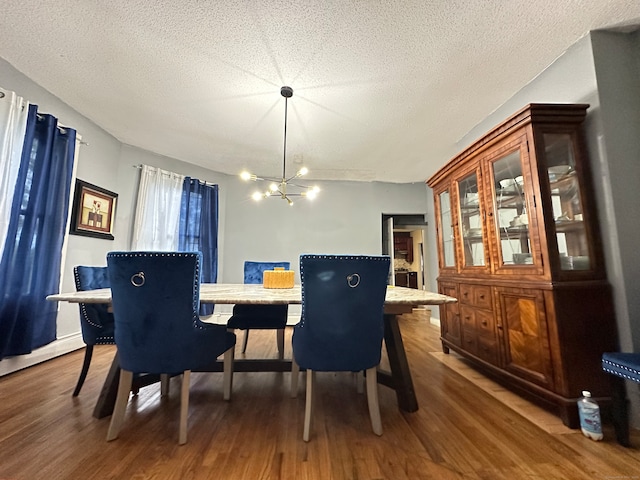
74, 267, 108, 329
298, 254, 390, 329
79, 303, 106, 328
603, 359, 640, 382
107, 251, 205, 329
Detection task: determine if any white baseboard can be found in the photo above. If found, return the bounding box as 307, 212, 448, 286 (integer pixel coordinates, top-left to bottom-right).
0, 333, 84, 377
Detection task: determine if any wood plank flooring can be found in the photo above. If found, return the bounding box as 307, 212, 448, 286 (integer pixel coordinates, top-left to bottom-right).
1, 310, 639, 479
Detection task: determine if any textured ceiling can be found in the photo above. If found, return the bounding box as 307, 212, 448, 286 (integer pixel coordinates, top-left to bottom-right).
1, 1, 639, 183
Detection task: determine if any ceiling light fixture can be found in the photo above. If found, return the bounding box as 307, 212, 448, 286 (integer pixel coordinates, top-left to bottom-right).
240, 86, 320, 206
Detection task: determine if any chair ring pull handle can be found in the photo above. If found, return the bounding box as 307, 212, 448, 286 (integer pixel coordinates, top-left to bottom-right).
347, 273, 360, 288
131, 272, 146, 287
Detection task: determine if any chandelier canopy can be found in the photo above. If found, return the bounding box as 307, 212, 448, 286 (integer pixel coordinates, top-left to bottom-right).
240, 86, 320, 205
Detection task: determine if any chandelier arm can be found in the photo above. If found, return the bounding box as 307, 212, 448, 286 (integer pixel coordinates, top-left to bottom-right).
287, 182, 311, 189
282, 96, 288, 180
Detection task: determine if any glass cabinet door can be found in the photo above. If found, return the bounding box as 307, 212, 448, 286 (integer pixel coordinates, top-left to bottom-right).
457, 172, 485, 267
438, 190, 456, 268
491, 149, 534, 267
543, 133, 590, 271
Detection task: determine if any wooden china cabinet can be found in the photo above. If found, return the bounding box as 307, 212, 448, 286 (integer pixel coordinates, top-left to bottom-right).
427, 104, 617, 428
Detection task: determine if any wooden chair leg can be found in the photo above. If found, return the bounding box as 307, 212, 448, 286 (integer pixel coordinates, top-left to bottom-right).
106, 369, 133, 441
610, 375, 631, 447
303, 369, 315, 442
277, 328, 285, 359
178, 370, 190, 445
365, 366, 383, 436
160, 374, 170, 397
241, 330, 250, 353
355, 370, 364, 394
291, 357, 300, 398
72, 345, 94, 397
223, 346, 234, 401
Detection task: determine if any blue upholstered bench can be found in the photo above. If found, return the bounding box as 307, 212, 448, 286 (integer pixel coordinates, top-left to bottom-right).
602, 352, 640, 447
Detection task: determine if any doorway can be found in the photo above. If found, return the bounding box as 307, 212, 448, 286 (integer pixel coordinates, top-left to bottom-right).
381, 214, 430, 291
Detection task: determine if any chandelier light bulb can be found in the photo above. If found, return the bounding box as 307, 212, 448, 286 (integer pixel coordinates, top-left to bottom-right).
269, 183, 279, 192
251, 191, 264, 201
298, 167, 308, 176
240, 171, 253, 181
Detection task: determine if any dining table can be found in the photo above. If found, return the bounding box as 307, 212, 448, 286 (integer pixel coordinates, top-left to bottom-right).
47, 283, 457, 419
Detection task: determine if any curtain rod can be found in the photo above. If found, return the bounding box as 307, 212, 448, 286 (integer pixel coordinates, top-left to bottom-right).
33, 113, 88, 145
1, 90, 87, 144
132, 164, 216, 186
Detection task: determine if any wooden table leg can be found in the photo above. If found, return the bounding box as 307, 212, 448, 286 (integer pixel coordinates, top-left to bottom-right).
93, 352, 163, 419
377, 313, 418, 412
93, 352, 121, 419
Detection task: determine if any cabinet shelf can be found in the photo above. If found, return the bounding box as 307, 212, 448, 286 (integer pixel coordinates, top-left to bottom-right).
498, 227, 529, 237
554, 219, 584, 232
496, 197, 525, 208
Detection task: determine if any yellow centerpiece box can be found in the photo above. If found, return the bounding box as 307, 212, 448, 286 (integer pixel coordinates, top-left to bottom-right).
263, 267, 295, 289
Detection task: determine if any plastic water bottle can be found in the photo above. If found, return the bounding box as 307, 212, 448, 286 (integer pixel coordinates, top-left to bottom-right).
577, 390, 603, 441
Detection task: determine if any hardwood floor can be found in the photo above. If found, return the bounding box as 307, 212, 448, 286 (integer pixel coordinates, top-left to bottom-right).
1, 310, 638, 479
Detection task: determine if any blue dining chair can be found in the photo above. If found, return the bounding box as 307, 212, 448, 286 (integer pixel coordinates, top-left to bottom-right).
72, 265, 115, 397
227, 261, 290, 358
105, 251, 236, 445
290, 254, 390, 441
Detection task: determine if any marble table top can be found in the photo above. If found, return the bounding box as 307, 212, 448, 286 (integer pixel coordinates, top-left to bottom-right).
47, 283, 457, 306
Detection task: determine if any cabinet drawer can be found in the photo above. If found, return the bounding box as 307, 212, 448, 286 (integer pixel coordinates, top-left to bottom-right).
460, 306, 495, 335
475, 308, 495, 336
477, 335, 499, 365
460, 305, 476, 329
459, 284, 493, 309
462, 328, 477, 352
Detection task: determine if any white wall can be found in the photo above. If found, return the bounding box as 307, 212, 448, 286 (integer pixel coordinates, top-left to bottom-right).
223, 179, 429, 283
590, 30, 640, 351
590, 30, 640, 428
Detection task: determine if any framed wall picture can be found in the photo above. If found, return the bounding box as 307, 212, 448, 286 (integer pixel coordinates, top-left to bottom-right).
69, 179, 118, 240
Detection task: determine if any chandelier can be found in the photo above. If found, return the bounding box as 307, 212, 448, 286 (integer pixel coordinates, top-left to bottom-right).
240, 86, 320, 205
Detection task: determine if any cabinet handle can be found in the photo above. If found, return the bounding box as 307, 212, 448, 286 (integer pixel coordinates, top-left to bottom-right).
465, 316, 471, 320
479, 294, 485, 299
497, 324, 503, 330
481, 320, 487, 326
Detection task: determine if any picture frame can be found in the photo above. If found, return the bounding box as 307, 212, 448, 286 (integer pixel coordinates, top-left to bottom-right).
69, 179, 118, 240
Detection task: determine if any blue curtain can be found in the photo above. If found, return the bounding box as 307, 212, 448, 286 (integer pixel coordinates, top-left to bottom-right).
0, 105, 76, 359
179, 178, 218, 316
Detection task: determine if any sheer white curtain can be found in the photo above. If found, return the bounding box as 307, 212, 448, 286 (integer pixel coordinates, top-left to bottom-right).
0, 88, 29, 254
131, 164, 185, 250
